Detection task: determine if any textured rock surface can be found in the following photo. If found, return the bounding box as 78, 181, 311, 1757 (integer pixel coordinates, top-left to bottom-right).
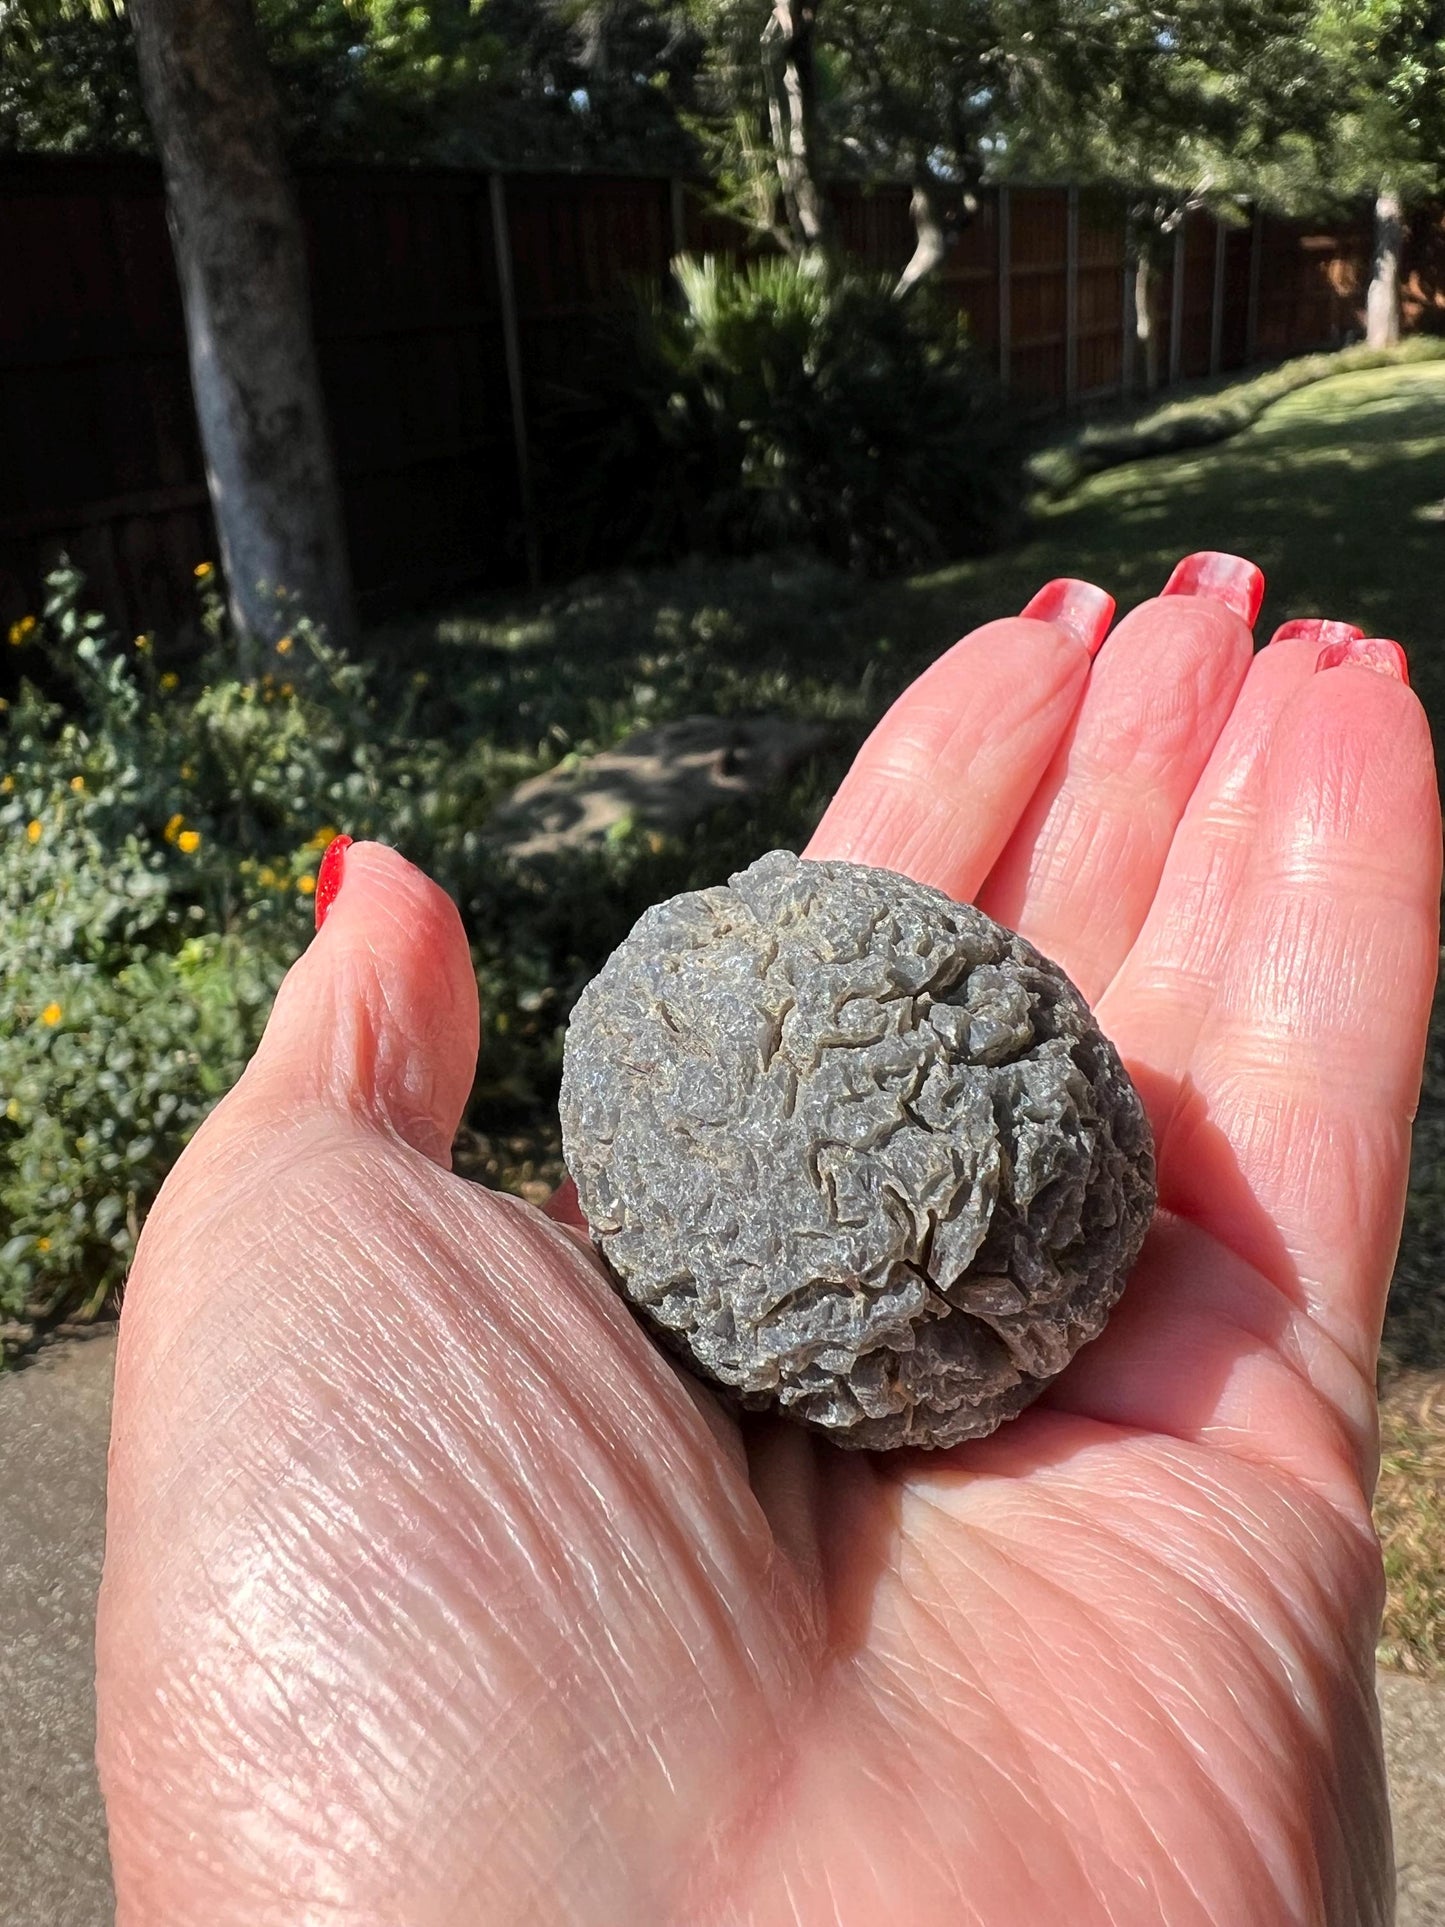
560, 850, 1156, 1450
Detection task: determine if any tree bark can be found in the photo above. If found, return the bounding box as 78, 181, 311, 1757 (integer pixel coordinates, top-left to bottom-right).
895, 174, 948, 297
129, 0, 354, 655
1133, 251, 1159, 395
894, 173, 980, 299
1366, 187, 1404, 349
764, 0, 832, 261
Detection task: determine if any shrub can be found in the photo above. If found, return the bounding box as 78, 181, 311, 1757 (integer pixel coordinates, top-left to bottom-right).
541, 253, 1024, 576
0, 564, 445, 1345
0, 557, 866, 1352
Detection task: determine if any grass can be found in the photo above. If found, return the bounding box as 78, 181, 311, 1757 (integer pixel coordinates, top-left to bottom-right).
1027, 336, 1445, 498
1377, 1376, 1445, 1677
421, 353, 1445, 1673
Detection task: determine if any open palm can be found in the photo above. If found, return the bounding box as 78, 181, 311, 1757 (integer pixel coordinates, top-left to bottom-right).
98, 556, 1440, 1926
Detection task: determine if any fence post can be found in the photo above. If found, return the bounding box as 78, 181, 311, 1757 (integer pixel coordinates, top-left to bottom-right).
997, 185, 1012, 389
1168, 223, 1186, 385
1065, 184, 1080, 408
669, 177, 687, 262
490, 173, 540, 588
1246, 210, 1263, 363
1121, 212, 1135, 399
1209, 218, 1227, 375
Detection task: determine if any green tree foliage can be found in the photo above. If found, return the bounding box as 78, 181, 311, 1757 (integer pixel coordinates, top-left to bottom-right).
0, 0, 705, 167
1307, 0, 1445, 204
1005, 0, 1333, 383
0, 0, 150, 152
1288, 0, 1445, 341
687, 0, 1037, 287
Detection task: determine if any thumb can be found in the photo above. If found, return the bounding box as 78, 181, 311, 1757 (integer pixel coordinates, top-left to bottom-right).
243, 838, 480, 1166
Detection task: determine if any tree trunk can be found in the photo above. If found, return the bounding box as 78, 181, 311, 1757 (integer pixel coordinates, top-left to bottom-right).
765, 0, 832, 262
1133, 251, 1159, 395
129, 0, 354, 655
1366, 187, 1404, 349
895, 174, 979, 299
895, 174, 949, 297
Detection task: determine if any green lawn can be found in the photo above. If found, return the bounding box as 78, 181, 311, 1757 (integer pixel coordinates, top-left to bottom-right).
914, 357, 1445, 699
421, 357, 1445, 1671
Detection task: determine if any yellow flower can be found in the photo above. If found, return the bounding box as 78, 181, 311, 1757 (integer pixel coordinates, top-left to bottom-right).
306, 824, 340, 851
280, 682, 294, 698
180, 763, 195, 781
276, 635, 293, 655
257, 864, 279, 888
163, 812, 185, 844
8, 614, 36, 647
193, 561, 214, 580
40, 1001, 62, 1027
5, 1097, 19, 1121
297, 875, 316, 897
0, 776, 13, 794
160, 671, 179, 692
26, 818, 41, 844
36, 1237, 50, 1254
69, 775, 85, 793
134, 634, 150, 653
177, 829, 201, 855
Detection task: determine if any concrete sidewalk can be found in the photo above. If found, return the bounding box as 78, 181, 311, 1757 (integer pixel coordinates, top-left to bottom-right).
3, 1330, 1444, 1926
0, 1333, 113, 1927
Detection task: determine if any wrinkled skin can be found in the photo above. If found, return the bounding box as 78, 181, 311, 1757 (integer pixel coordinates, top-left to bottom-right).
98, 571, 1441, 1926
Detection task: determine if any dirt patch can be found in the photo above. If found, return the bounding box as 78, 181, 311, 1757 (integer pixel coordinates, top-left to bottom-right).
486, 714, 831, 860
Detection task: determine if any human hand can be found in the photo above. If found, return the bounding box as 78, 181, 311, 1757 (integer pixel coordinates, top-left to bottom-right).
97, 554, 1440, 1925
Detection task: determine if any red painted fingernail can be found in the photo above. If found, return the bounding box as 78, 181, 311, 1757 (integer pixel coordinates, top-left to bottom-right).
315, 834, 353, 930
1315, 637, 1409, 684
1161, 552, 1265, 626
1020, 578, 1116, 658
1269, 618, 1363, 647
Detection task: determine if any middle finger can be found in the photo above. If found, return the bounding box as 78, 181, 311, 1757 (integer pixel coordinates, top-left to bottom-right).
976, 552, 1262, 1004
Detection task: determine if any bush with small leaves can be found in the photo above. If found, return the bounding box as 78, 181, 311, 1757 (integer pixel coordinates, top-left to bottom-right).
0, 565, 447, 1347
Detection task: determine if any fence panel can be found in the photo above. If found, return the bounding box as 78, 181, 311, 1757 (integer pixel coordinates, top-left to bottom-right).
1075, 190, 1126, 398
1178, 211, 1217, 378
0, 156, 1425, 638
1220, 223, 1254, 370
305, 168, 521, 606
943, 190, 1002, 359
833, 182, 913, 273
0, 161, 210, 637
1007, 186, 1069, 407
1406, 207, 1445, 332
1253, 215, 1366, 358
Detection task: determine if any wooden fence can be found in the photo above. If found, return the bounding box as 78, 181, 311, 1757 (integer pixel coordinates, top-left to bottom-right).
0, 157, 1394, 635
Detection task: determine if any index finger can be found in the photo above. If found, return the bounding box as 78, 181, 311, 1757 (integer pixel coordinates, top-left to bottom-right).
804, 580, 1111, 898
